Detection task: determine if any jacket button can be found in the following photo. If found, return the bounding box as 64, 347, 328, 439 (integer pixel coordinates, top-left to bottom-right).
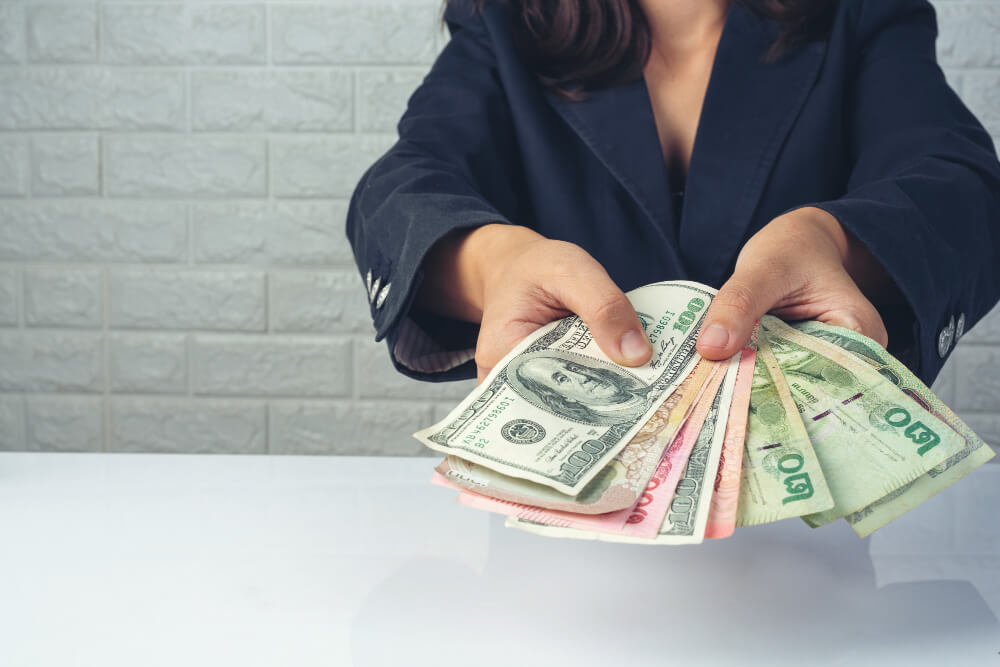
937, 315, 956, 359
956, 312, 966, 341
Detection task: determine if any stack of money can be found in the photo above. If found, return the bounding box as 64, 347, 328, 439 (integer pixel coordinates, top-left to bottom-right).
413, 281, 994, 544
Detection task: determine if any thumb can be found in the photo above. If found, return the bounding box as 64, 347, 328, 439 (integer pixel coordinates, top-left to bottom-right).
551, 273, 652, 367
697, 269, 787, 360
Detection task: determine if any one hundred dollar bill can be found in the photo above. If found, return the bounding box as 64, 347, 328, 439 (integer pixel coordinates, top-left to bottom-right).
434, 359, 717, 514
436, 360, 728, 539
504, 354, 739, 545
790, 319, 995, 537
735, 335, 835, 526
761, 316, 969, 527
414, 281, 716, 495
652, 353, 738, 543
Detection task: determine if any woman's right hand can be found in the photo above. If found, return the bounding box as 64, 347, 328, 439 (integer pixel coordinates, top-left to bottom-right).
418, 224, 653, 384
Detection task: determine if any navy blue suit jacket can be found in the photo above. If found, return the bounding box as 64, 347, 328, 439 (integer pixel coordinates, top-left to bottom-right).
346, 0, 1000, 387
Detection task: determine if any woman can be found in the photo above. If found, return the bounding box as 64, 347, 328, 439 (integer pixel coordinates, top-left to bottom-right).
346, 0, 1000, 388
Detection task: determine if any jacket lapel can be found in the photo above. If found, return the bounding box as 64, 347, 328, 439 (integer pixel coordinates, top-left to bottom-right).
543, 73, 682, 263
679, 6, 827, 285
542, 5, 827, 286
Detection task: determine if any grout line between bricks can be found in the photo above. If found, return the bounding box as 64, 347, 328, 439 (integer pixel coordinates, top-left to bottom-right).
0, 392, 521, 404
264, 400, 271, 454
0, 196, 354, 202
25, 135, 33, 199
264, 271, 272, 334
100, 134, 108, 196
5, 324, 362, 338
265, 2, 272, 68
185, 204, 193, 265
185, 333, 193, 398
15, 266, 24, 328
0, 262, 360, 273
97, 133, 105, 196
351, 338, 360, 401
101, 265, 111, 452
95, 0, 102, 65
0, 131, 393, 141
0, 64, 441, 69
185, 68, 192, 133
0, 393, 459, 408
353, 68, 360, 134
20, 393, 29, 451
265, 134, 271, 199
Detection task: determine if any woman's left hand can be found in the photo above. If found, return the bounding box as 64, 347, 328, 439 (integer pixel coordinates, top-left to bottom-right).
695, 207, 891, 359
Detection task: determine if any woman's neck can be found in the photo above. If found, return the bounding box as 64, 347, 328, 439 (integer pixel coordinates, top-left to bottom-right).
638, 0, 731, 58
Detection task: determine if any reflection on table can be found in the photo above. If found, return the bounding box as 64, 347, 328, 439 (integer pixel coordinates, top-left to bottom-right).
0, 454, 997, 667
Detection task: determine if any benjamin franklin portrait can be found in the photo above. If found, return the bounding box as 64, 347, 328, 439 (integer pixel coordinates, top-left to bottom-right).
505, 350, 652, 425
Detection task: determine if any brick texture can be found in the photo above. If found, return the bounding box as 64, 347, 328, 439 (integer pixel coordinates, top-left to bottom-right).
109, 269, 266, 331
109, 333, 188, 395
102, 5, 266, 66
25, 396, 104, 452
31, 134, 100, 196
24, 267, 102, 328
0, 137, 28, 196
0, 1, 996, 462
27, 5, 98, 65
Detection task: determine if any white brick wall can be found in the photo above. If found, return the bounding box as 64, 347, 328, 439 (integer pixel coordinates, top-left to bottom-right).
0, 1, 995, 460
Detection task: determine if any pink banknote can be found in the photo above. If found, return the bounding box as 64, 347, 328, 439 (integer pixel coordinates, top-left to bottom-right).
432, 365, 728, 540
704, 346, 756, 539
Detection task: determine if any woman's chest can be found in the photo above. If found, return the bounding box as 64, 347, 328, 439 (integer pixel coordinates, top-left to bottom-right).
642, 44, 720, 190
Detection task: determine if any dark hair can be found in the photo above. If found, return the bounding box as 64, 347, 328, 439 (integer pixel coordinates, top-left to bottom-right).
446, 0, 837, 100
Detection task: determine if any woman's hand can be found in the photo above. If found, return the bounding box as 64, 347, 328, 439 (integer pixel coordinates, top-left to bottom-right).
696, 207, 893, 360
418, 224, 653, 384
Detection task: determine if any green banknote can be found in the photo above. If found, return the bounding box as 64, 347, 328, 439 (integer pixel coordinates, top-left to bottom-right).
790, 319, 995, 537
736, 335, 834, 526
761, 316, 969, 527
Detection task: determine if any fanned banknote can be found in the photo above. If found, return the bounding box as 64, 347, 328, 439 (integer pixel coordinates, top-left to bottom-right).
761, 316, 969, 527
790, 319, 995, 537
416, 281, 717, 495
433, 363, 727, 536
443, 366, 725, 539
504, 354, 739, 545
435, 359, 718, 514
736, 335, 834, 526
704, 346, 755, 539
420, 281, 991, 546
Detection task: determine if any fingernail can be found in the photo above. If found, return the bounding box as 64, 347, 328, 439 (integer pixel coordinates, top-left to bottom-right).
699, 324, 730, 349
620, 329, 650, 363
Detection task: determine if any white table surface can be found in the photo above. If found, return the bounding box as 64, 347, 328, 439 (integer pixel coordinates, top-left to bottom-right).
1, 453, 998, 667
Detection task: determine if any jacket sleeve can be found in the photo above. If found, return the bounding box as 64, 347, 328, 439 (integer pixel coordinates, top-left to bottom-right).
345, 3, 519, 382
788, 0, 1000, 386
